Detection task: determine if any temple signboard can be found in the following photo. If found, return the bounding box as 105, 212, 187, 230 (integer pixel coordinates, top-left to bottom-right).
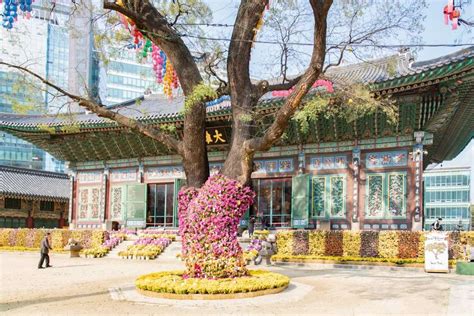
205, 128, 228, 145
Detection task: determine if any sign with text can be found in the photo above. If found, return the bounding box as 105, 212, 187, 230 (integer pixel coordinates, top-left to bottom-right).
205, 128, 228, 145
424, 232, 449, 273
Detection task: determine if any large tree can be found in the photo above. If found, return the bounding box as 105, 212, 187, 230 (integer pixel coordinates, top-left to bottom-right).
1, 0, 426, 279
0, 0, 425, 188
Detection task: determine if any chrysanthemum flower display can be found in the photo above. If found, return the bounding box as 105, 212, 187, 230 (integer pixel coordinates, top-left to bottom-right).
178, 175, 255, 279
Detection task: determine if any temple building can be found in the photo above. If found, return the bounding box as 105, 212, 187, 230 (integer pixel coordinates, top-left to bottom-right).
0, 47, 472, 231
0, 166, 70, 228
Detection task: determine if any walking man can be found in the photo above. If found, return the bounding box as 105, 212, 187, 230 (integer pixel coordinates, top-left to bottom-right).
38, 232, 52, 269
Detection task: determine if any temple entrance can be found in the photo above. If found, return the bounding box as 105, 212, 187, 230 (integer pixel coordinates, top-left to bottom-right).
146, 183, 174, 227
252, 178, 292, 228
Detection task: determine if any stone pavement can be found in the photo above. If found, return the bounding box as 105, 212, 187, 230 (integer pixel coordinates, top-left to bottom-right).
0, 245, 473, 316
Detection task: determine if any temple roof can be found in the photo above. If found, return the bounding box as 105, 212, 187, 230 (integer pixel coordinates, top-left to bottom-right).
0, 47, 472, 129
0, 166, 70, 202
325, 50, 414, 84
0, 47, 472, 164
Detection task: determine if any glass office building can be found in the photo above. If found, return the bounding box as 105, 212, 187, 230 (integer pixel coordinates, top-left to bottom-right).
0, 1, 96, 173
103, 48, 163, 105
424, 167, 471, 231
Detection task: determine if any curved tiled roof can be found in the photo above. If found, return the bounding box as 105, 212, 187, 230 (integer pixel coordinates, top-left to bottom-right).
0, 47, 472, 130
0, 94, 186, 129
0, 166, 70, 201
325, 51, 414, 84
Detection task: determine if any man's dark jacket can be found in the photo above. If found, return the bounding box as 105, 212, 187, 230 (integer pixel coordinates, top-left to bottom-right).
41, 237, 52, 254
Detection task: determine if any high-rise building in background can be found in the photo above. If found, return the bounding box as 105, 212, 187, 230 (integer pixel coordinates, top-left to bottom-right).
0, 0, 97, 172
100, 47, 164, 106
424, 167, 471, 231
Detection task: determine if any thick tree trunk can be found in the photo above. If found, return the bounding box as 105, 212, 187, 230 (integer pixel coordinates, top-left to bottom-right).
104, 1, 211, 188
182, 103, 210, 188
146, 35, 210, 188
223, 1, 267, 185
222, 108, 254, 185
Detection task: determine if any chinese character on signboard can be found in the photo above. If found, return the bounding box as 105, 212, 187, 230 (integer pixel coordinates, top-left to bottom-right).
205, 129, 227, 145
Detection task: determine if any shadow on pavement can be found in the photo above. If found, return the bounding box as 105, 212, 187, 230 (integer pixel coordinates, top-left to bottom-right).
1, 290, 109, 312
45, 264, 94, 269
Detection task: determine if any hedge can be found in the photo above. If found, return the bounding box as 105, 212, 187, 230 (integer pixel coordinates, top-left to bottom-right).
275, 230, 474, 261
0, 228, 107, 251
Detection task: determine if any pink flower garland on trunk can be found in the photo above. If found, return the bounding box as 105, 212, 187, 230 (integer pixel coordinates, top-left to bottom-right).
178, 175, 255, 279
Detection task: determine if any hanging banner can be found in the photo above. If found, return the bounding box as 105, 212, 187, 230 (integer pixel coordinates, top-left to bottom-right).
424, 232, 449, 273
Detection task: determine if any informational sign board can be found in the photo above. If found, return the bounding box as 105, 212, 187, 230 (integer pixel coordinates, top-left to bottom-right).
424, 232, 449, 273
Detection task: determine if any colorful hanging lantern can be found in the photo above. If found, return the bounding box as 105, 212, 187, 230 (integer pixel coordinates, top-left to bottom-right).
115, 1, 181, 97
2, 0, 34, 29
443, 0, 462, 30
151, 44, 164, 83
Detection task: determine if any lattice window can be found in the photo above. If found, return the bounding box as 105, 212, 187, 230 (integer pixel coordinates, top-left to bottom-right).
77, 186, 102, 221
110, 186, 123, 220
388, 174, 406, 217
312, 177, 325, 217
78, 188, 89, 219
367, 175, 384, 218
90, 188, 100, 219
365, 173, 406, 219
311, 175, 346, 218
330, 176, 345, 217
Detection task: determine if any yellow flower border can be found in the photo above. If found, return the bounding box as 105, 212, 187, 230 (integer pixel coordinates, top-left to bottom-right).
272, 254, 457, 267
135, 270, 289, 296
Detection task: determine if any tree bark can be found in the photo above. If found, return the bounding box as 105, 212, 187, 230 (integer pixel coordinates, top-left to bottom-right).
222, 0, 267, 184
104, 0, 209, 188
222, 105, 255, 185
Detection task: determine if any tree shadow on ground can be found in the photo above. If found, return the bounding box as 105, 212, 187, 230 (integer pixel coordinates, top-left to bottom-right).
1, 290, 109, 312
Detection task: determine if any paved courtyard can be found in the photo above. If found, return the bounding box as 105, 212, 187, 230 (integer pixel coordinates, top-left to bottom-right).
1, 243, 473, 316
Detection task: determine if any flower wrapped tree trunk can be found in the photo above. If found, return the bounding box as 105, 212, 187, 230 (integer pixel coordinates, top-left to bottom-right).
178, 175, 255, 279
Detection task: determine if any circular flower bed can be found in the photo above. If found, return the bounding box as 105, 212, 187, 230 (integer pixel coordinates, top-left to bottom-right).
135, 270, 289, 299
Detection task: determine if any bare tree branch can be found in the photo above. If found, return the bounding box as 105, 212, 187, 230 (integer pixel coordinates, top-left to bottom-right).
245, 0, 333, 153
0, 61, 183, 154
103, 0, 210, 187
